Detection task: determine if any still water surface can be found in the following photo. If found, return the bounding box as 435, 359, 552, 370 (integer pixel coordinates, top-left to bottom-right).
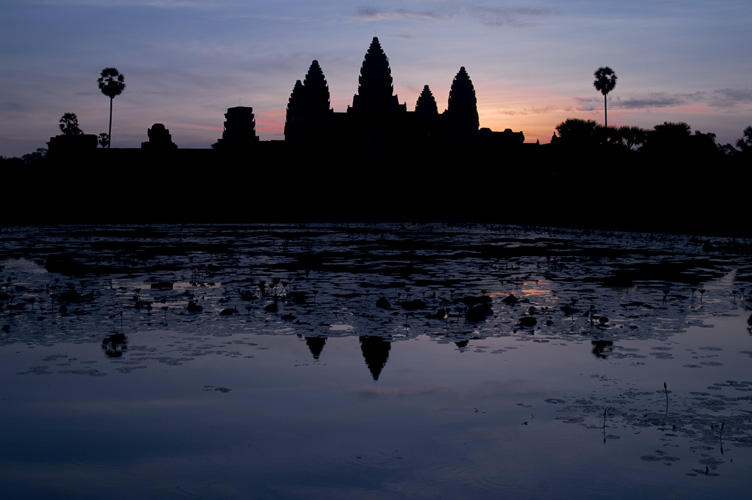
1, 224, 751, 499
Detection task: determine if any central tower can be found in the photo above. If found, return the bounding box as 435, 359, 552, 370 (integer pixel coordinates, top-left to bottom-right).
348, 37, 403, 116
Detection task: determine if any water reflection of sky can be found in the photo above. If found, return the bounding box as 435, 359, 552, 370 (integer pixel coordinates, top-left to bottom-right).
1, 224, 752, 499
3, 315, 751, 499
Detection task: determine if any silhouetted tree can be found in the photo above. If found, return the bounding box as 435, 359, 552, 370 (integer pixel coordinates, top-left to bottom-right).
618, 125, 648, 151
415, 85, 438, 117
596, 126, 622, 147
98, 132, 110, 148
639, 122, 725, 206
692, 130, 721, 157
719, 143, 738, 157
643, 121, 691, 155
22, 148, 47, 165
97, 67, 126, 148
737, 126, 752, 153
554, 118, 599, 145
59, 112, 83, 135
444, 66, 479, 138
593, 67, 617, 127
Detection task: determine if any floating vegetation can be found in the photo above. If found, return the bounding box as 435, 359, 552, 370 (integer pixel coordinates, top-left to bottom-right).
2, 222, 752, 495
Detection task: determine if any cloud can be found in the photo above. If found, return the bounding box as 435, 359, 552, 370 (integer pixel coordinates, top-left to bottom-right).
232, 14, 316, 23
468, 6, 559, 28
352, 6, 444, 22
576, 92, 696, 111
590, 88, 752, 111
496, 106, 558, 116
350, 4, 557, 27
38, 0, 218, 7
708, 88, 752, 108
2, 101, 30, 113
612, 93, 694, 110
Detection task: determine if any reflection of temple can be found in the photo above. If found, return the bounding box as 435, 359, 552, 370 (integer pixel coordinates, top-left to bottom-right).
305, 336, 326, 360
359, 336, 392, 381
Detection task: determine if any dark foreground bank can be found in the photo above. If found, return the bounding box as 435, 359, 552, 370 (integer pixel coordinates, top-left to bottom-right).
3, 144, 750, 237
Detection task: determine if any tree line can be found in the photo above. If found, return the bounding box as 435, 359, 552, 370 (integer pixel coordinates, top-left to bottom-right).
551, 118, 751, 156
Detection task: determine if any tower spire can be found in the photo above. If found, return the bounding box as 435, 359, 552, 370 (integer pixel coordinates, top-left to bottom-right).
350, 37, 400, 114
444, 66, 479, 137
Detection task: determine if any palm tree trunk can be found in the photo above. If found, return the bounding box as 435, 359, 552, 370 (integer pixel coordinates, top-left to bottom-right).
108, 97, 113, 148
604, 94, 608, 129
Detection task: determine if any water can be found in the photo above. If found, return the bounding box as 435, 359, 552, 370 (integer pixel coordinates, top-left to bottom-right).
1, 223, 751, 499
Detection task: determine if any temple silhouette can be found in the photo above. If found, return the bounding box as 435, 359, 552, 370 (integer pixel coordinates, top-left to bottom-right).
283, 38, 521, 148
45, 37, 523, 157
29, 37, 529, 223
7, 37, 749, 233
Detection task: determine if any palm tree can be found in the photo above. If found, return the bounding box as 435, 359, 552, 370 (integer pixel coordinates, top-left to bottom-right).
97, 68, 126, 148
593, 67, 617, 128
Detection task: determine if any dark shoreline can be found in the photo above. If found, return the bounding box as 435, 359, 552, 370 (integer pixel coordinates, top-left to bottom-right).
5, 141, 750, 239
4, 197, 751, 240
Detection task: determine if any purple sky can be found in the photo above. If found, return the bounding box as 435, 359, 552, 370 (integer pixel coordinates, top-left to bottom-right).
2, 1, 751, 157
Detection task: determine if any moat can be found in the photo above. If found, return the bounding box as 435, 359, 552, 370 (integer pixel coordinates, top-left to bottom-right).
1, 223, 752, 499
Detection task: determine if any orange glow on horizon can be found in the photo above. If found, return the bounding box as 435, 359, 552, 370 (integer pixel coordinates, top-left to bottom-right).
253, 93, 720, 145
177, 123, 224, 132
256, 110, 285, 136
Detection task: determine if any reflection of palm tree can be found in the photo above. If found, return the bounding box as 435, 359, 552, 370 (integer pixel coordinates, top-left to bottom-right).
593, 67, 617, 128
97, 68, 126, 148
102, 333, 128, 358
591, 340, 613, 359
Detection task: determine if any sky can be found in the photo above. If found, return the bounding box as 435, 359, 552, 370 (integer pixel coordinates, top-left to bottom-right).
1, 0, 751, 157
